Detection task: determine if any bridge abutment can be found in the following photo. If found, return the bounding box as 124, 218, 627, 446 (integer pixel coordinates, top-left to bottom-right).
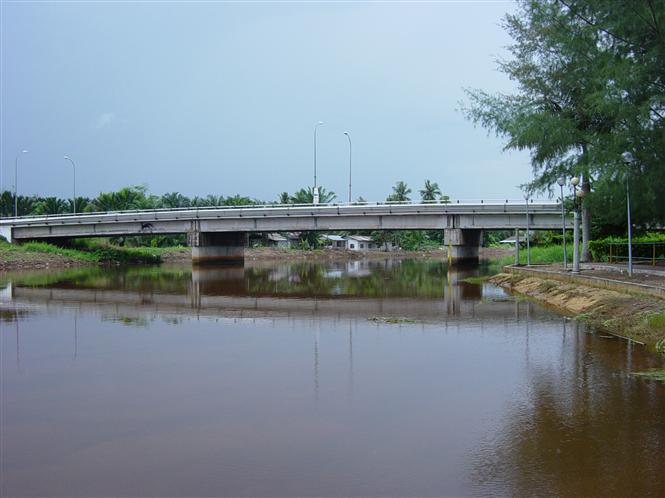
444, 228, 482, 265
188, 231, 247, 265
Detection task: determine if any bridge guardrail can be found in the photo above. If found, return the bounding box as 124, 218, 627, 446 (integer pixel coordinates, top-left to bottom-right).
0, 199, 561, 224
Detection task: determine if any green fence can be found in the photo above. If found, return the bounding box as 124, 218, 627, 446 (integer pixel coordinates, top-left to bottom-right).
605, 241, 665, 266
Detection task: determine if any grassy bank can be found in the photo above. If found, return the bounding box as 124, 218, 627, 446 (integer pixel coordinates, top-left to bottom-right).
490, 272, 665, 350
493, 244, 570, 266
0, 239, 177, 269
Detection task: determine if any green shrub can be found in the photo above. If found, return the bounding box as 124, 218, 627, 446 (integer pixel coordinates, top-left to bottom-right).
589, 233, 665, 262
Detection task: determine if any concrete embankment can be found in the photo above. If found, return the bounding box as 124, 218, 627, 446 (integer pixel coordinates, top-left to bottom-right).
490, 270, 665, 350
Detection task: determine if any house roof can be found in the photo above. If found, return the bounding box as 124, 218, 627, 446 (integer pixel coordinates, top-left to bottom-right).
321, 235, 346, 241
267, 233, 287, 242
347, 235, 373, 242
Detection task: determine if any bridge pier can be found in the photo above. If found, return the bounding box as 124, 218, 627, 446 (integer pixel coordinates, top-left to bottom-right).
444, 228, 482, 265
188, 231, 247, 265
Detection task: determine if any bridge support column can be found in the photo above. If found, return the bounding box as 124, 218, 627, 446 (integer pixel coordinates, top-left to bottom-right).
188, 231, 247, 265
0, 225, 13, 244
444, 228, 482, 265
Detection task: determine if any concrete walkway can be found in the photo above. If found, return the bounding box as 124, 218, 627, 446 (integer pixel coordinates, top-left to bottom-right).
505, 263, 665, 300
581, 262, 665, 277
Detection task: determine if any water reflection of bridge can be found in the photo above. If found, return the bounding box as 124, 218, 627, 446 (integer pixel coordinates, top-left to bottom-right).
5, 265, 554, 323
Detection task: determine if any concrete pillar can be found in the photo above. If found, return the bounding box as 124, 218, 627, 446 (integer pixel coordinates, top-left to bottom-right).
0, 225, 13, 244
444, 228, 482, 265
188, 231, 247, 265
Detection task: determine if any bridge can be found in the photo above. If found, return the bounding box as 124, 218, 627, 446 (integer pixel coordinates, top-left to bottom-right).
0, 200, 565, 264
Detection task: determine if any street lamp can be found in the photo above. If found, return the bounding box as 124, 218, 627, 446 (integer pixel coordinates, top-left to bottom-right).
557, 176, 567, 269
621, 151, 636, 276
524, 191, 531, 266
570, 176, 584, 273
14, 150, 28, 217
343, 131, 352, 203
313, 121, 324, 204
63, 156, 77, 214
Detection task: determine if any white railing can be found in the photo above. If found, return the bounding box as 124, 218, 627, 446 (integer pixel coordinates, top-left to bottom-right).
0, 198, 560, 222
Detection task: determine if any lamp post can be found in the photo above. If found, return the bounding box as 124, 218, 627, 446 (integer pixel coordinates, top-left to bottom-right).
557, 176, 567, 269
524, 191, 531, 266
14, 150, 28, 217
621, 151, 635, 276
63, 155, 76, 214
343, 131, 352, 203
313, 121, 324, 204
570, 176, 584, 273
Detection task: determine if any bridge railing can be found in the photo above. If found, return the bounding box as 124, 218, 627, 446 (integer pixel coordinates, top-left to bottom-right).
0, 199, 561, 222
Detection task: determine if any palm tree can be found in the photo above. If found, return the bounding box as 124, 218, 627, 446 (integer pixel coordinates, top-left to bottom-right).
33, 197, 68, 215
278, 192, 290, 204
89, 186, 148, 212
223, 194, 254, 206
420, 180, 441, 202
290, 186, 336, 204
69, 196, 90, 213
387, 181, 411, 202
160, 192, 191, 209
205, 195, 224, 207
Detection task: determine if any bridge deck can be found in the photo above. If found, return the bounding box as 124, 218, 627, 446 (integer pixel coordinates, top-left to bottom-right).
1, 201, 567, 241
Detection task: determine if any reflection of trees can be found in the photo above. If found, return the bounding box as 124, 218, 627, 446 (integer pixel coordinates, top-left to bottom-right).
470, 329, 665, 497
9, 259, 493, 301
13, 266, 192, 295
244, 259, 449, 298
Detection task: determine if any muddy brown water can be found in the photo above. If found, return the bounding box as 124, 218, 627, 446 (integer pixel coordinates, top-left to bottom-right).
1, 260, 664, 497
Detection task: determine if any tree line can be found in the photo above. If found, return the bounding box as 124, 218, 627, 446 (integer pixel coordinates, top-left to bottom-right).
0, 179, 448, 216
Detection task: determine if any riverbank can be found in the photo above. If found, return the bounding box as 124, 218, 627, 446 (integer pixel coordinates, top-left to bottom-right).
0, 240, 170, 270
490, 272, 665, 350
1, 243, 512, 270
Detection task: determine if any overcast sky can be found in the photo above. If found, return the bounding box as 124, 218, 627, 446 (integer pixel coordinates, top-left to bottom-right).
1, 1, 534, 203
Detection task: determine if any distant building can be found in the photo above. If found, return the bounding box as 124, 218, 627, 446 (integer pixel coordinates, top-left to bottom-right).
321, 234, 347, 249
266, 233, 289, 248
346, 235, 390, 252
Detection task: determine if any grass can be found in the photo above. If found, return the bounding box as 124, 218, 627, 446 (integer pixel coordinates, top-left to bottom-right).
645, 312, 665, 330
494, 244, 570, 267
461, 276, 490, 285
631, 369, 665, 383
0, 239, 165, 265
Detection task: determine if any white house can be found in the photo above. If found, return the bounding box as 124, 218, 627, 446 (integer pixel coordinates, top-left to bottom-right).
346, 235, 378, 251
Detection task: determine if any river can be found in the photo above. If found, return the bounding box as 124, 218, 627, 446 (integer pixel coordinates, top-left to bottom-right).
1, 259, 664, 497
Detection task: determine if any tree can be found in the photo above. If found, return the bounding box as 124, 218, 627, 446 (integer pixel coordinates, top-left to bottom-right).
160, 192, 191, 209
205, 195, 224, 207
420, 180, 441, 202
462, 0, 665, 259
290, 186, 336, 204
387, 181, 411, 202
277, 192, 290, 204
89, 186, 152, 212
33, 197, 68, 215
223, 194, 255, 206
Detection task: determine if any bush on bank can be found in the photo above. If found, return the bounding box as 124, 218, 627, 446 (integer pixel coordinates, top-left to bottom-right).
589, 233, 665, 262
0, 239, 163, 265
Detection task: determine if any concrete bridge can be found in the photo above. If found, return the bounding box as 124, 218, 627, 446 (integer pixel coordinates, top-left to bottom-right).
0, 201, 565, 264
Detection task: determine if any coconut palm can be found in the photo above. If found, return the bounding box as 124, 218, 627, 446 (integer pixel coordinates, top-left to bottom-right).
290, 186, 336, 204
205, 195, 224, 207
420, 180, 441, 202
223, 194, 255, 206
387, 181, 411, 202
